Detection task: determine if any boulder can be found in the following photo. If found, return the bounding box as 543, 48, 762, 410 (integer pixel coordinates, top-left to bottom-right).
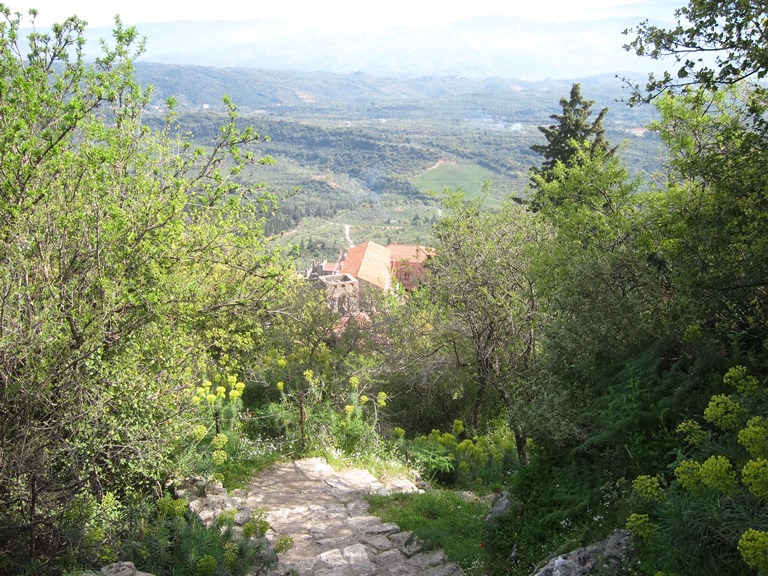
100, 562, 155, 576
531, 530, 634, 576
486, 491, 518, 526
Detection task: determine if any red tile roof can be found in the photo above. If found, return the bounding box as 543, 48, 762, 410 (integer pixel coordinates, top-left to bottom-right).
340, 241, 392, 291
386, 244, 434, 265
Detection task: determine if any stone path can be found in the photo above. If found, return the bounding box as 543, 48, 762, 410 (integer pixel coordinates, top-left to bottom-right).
181, 458, 465, 576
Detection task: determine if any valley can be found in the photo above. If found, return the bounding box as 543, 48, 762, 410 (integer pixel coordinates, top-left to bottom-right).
136, 64, 663, 265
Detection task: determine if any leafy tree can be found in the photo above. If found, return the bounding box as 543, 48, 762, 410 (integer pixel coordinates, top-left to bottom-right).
0, 8, 288, 572
530, 83, 612, 190
624, 0, 768, 102
646, 86, 768, 354
425, 190, 552, 463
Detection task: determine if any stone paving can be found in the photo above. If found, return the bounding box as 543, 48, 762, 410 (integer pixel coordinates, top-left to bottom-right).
181, 458, 465, 576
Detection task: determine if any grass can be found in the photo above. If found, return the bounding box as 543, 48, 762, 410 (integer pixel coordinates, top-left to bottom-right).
411, 163, 506, 205
367, 490, 490, 574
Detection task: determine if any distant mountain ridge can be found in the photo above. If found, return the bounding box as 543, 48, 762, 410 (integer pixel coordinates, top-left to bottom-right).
132, 63, 650, 122
68, 14, 671, 80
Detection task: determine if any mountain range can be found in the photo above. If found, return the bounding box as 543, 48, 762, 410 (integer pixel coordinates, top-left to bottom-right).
77, 14, 674, 80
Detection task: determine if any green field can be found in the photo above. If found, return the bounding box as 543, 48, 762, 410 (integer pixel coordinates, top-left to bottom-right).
412, 163, 495, 194
411, 163, 517, 205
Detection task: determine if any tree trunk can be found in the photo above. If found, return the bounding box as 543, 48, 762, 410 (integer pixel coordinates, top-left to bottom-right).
514, 428, 529, 465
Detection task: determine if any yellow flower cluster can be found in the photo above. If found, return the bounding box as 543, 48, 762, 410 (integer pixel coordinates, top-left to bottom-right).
376, 391, 387, 407
229, 380, 245, 400
676, 419, 707, 447
742, 459, 768, 500
699, 455, 737, 495
738, 529, 768, 573
739, 416, 768, 459
223, 542, 239, 567
704, 394, 747, 431
625, 513, 656, 541
191, 376, 245, 406
632, 475, 666, 503
211, 450, 228, 466
193, 424, 208, 442
724, 365, 762, 397
675, 456, 738, 496
674, 460, 703, 495
212, 433, 229, 450
457, 439, 487, 467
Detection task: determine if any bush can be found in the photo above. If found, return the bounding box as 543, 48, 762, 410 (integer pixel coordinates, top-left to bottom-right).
627, 366, 768, 576
125, 497, 277, 576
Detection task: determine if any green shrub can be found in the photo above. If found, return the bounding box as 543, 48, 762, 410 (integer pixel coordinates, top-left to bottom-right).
628, 366, 768, 576
125, 497, 277, 576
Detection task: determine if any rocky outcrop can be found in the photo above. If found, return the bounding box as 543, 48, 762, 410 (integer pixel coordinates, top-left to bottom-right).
79, 562, 155, 576
530, 530, 634, 576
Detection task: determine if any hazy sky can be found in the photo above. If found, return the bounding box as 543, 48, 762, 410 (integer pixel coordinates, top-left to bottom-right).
4, 0, 685, 78
7, 0, 681, 28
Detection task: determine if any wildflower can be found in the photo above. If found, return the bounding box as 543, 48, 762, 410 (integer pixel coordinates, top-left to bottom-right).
276, 357, 287, 368
676, 419, 707, 447
212, 433, 229, 449
206, 394, 217, 404
349, 376, 359, 390
376, 391, 387, 407
216, 386, 226, 398
738, 529, 768, 573
276, 381, 284, 392
742, 459, 768, 500
626, 513, 656, 541
674, 460, 703, 495
235, 381, 246, 391
192, 425, 208, 442
632, 475, 666, 503
699, 455, 737, 495
739, 417, 768, 459
360, 395, 369, 404
393, 427, 405, 439
724, 365, 762, 397
704, 394, 747, 431
227, 374, 237, 385
211, 450, 228, 466
202, 380, 212, 390
344, 405, 355, 417
197, 555, 217, 576
229, 389, 241, 400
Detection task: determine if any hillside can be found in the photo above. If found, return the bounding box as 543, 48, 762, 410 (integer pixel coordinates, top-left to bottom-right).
136, 64, 663, 264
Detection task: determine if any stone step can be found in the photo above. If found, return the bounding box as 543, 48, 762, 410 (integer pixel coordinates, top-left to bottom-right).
182, 457, 465, 576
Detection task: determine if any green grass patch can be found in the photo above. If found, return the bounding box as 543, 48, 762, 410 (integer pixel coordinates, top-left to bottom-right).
411, 163, 499, 202
367, 490, 490, 574
219, 455, 282, 490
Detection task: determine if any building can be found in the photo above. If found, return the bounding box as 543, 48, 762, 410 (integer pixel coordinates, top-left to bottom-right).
308, 240, 433, 313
